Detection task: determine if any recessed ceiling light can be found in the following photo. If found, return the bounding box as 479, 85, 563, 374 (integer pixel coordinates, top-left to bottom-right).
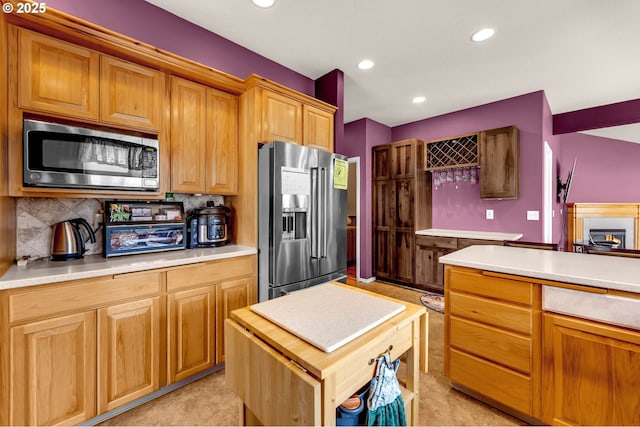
471, 28, 495, 42
412, 96, 426, 104
357, 59, 374, 70
252, 0, 274, 8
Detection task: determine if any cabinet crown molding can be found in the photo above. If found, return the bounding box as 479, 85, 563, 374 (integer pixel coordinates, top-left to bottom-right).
2, 1, 244, 94
244, 74, 337, 114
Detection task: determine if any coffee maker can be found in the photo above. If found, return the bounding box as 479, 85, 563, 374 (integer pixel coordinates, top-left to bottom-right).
187, 206, 231, 248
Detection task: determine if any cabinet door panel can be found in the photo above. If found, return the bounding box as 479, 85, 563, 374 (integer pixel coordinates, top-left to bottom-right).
261, 91, 302, 143
206, 88, 238, 194
170, 77, 207, 193
303, 105, 333, 152
372, 146, 391, 180
393, 230, 414, 283
216, 277, 252, 363
168, 286, 214, 382
373, 230, 392, 279
395, 179, 414, 228
19, 29, 99, 120
98, 297, 160, 413
479, 126, 519, 199
390, 141, 415, 178
373, 181, 394, 227
11, 312, 96, 426
100, 55, 163, 130
542, 313, 640, 425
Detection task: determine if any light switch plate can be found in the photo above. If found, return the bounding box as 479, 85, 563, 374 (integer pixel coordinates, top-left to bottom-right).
527, 210, 540, 221
486, 209, 494, 220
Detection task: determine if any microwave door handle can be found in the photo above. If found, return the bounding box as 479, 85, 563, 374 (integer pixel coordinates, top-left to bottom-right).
311, 167, 319, 259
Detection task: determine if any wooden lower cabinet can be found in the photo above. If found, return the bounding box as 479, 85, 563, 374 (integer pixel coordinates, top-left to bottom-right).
98, 297, 161, 413
2, 254, 257, 426
10, 311, 97, 426
216, 277, 252, 364
167, 286, 215, 383
542, 313, 640, 425
415, 235, 495, 292
444, 265, 541, 421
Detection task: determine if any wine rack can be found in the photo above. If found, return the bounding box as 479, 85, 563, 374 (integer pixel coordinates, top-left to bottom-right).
425, 133, 478, 171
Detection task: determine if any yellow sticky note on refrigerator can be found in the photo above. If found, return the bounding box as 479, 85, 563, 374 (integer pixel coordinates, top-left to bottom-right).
334, 158, 348, 190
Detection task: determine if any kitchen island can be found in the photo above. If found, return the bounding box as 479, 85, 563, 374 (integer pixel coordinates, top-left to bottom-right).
440, 245, 640, 425
225, 283, 428, 426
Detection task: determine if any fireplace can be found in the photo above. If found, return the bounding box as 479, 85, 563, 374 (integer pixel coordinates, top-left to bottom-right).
583, 217, 634, 249
588, 228, 625, 248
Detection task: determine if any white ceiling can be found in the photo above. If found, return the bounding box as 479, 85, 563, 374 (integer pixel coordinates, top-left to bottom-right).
145, 0, 640, 142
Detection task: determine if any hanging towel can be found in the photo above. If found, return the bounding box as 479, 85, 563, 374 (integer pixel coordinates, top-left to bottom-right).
366, 353, 406, 426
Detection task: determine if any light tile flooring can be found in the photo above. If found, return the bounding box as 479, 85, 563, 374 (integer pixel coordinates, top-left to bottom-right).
100, 281, 524, 426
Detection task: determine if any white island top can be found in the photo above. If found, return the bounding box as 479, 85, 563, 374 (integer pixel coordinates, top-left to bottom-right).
0, 244, 257, 290
439, 245, 640, 294
416, 228, 523, 241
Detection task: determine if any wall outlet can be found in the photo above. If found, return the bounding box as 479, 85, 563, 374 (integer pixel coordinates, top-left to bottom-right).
486, 209, 494, 220
527, 210, 540, 221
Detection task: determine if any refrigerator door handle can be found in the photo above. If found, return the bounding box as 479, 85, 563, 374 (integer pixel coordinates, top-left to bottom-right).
320, 167, 327, 258
311, 167, 320, 259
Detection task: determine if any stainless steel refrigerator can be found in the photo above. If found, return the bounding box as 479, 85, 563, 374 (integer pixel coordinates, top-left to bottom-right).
258, 141, 347, 301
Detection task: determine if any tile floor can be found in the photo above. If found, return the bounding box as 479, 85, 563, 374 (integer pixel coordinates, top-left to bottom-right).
99, 281, 524, 426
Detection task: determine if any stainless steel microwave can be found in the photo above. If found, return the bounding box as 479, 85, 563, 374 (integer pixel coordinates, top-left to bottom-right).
23, 119, 159, 191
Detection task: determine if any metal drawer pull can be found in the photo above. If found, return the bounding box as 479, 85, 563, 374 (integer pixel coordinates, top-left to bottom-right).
368, 345, 393, 365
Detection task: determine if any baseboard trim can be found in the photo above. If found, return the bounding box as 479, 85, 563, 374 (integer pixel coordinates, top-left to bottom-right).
358, 276, 376, 283
79, 364, 225, 426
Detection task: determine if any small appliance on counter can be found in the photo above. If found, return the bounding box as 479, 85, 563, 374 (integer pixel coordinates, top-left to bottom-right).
187, 205, 231, 248
51, 218, 96, 261
103, 200, 186, 257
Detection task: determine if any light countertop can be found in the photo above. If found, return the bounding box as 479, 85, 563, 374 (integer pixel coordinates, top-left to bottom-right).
416, 228, 523, 241
439, 245, 640, 294
0, 244, 257, 290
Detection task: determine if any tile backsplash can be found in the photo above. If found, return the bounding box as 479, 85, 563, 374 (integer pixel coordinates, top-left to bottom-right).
16, 194, 223, 260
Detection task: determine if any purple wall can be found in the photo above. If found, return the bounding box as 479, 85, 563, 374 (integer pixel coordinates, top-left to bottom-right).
338, 119, 391, 279
315, 69, 345, 149
44, 0, 314, 95
392, 91, 547, 241
559, 132, 640, 203
553, 98, 640, 134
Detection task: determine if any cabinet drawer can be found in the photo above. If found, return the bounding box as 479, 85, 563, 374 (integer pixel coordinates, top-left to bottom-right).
449, 348, 531, 416
450, 291, 532, 335
166, 256, 256, 291
450, 317, 531, 374
9, 270, 162, 323
416, 235, 457, 249
333, 318, 413, 405
457, 238, 497, 249
448, 267, 532, 305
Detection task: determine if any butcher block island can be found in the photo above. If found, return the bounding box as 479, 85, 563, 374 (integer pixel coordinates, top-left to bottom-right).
440, 245, 640, 426
225, 283, 428, 426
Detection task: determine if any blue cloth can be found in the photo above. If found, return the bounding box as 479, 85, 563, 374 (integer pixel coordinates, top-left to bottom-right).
366, 353, 406, 426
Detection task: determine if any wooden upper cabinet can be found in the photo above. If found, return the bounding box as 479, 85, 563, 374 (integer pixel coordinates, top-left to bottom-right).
19, 28, 99, 120
206, 88, 238, 195
100, 55, 164, 131
479, 125, 519, 199
390, 140, 416, 179
170, 76, 207, 193
303, 104, 334, 152
261, 90, 303, 144
372, 145, 391, 180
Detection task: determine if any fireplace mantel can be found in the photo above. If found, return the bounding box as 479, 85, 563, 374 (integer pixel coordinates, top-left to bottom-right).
567, 203, 640, 251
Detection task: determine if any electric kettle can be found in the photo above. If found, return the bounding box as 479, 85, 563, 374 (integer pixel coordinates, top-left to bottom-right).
51, 218, 96, 261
